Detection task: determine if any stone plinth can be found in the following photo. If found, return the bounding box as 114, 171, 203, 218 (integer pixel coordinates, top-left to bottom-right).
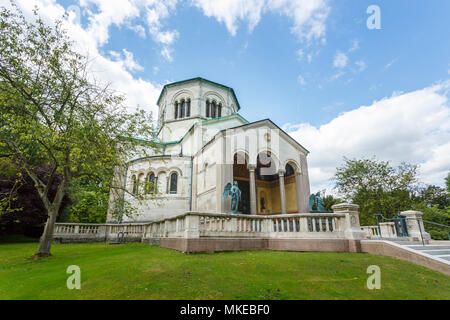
400, 210, 431, 241
332, 203, 366, 240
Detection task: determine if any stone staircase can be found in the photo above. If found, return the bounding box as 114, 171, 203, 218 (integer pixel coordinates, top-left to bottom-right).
406, 244, 450, 262
391, 239, 450, 262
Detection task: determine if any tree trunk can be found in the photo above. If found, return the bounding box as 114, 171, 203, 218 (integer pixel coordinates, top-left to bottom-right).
34, 206, 59, 259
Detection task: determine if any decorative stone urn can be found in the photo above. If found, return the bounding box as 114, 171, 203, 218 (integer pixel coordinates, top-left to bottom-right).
400, 210, 431, 241
332, 203, 366, 240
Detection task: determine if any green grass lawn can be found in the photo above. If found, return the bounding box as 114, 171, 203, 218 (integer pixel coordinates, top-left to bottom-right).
0, 242, 449, 300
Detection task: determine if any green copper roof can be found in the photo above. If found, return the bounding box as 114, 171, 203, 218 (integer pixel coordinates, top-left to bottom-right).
156, 77, 241, 111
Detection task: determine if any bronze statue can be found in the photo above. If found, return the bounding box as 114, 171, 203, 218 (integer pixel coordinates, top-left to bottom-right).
309, 192, 325, 212
222, 181, 242, 214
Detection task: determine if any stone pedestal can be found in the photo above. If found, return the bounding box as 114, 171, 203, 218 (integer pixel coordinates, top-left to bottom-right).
332, 203, 366, 240
184, 214, 200, 238
400, 210, 431, 241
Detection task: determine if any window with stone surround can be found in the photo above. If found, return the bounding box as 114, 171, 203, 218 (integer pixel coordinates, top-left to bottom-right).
169, 172, 178, 194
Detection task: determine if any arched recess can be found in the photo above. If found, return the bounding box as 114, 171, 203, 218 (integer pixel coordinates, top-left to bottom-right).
256, 151, 281, 214
284, 162, 299, 213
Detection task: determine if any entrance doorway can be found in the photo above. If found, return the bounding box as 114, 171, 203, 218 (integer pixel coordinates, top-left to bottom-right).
233, 153, 250, 215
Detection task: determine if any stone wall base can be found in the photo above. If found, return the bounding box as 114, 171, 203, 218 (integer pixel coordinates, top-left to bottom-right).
150, 238, 363, 254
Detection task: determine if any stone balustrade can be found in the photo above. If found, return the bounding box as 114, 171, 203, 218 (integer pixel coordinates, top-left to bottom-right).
54, 222, 146, 243
54, 204, 364, 244
360, 210, 432, 241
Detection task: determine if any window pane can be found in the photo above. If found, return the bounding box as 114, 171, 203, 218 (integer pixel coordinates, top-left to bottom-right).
206, 101, 210, 117
149, 173, 156, 193
187, 100, 191, 117
181, 101, 186, 118
211, 102, 216, 118
218, 105, 222, 117
170, 173, 178, 194
174, 103, 178, 119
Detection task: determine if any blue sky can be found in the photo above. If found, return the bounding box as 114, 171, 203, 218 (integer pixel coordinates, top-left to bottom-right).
5, 0, 450, 191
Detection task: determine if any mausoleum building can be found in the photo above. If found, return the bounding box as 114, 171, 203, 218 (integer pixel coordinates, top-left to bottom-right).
107, 78, 311, 222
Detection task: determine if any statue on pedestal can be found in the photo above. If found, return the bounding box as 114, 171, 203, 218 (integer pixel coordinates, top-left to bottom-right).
222, 181, 242, 214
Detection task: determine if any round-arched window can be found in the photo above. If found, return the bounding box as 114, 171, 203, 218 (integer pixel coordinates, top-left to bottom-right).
170, 172, 178, 194
148, 172, 157, 193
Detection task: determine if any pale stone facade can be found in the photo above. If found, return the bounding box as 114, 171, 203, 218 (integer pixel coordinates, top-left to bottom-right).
107, 78, 311, 222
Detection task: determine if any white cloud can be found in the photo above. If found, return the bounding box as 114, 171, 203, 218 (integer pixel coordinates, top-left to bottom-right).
284, 82, 450, 192
348, 39, 359, 52
130, 24, 147, 38
296, 49, 304, 62
109, 49, 144, 72
355, 60, 366, 72
297, 74, 306, 86
4, 0, 162, 115
333, 51, 348, 68
384, 58, 398, 70
193, 0, 330, 42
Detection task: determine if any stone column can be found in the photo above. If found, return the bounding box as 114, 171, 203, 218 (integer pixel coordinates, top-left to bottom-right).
279, 169, 287, 215
294, 172, 302, 213
248, 164, 257, 215
400, 210, 431, 241
299, 154, 311, 213
332, 203, 366, 240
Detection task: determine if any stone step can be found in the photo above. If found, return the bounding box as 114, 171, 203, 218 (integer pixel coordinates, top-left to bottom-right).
407, 245, 450, 250
420, 249, 450, 256
437, 255, 450, 262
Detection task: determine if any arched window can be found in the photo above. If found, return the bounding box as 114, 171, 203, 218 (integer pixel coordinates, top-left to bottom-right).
285, 164, 295, 177
187, 99, 191, 117
206, 100, 210, 118
148, 172, 157, 193
181, 100, 186, 118
211, 101, 216, 118
169, 172, 178, 194
131, 175, 137, 195
174, 102, 179, 119
218, 103, 222, 118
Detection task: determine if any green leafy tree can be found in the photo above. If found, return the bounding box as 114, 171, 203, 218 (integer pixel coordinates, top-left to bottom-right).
413, 185, 449, 209
446, 173, 450, 193
0, 4, 157, 258
62, 176, 109, 224
334, 158, 418, 225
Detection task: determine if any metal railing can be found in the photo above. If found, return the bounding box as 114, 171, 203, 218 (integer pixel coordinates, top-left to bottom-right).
422, 220, 450, 241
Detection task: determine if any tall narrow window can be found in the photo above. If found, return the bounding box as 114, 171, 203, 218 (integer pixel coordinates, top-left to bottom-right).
181, 100, 186, 118
206, 100, 210, 118
174, 102, 179, 119
148, 172, 156, 193
218, 104, 222, 118
211, 101, 216, 118
170, 172, 178, 194
187, 99, 191, 117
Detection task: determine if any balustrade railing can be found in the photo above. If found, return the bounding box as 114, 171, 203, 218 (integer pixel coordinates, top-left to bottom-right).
55, 211, 349, 242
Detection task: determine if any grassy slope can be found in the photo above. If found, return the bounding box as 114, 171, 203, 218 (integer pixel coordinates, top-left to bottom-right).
0, 242, 449, 300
